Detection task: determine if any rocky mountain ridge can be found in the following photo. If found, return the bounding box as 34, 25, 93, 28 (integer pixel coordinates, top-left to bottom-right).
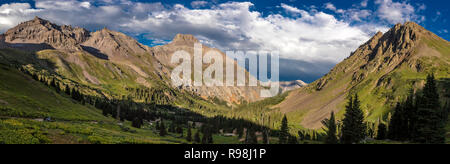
276, 22, 450, 129
0, 17, 263, 104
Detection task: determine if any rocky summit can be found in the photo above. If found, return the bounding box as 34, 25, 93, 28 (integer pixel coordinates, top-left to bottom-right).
0, 17, 263, 104
276, 22, 450, 129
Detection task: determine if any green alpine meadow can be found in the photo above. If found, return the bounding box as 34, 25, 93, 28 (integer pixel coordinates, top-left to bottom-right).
0, 0, 449, 145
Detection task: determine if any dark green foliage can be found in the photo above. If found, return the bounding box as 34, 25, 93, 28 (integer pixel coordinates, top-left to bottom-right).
413, 74, 446, 143
376, 123, 387, 140
237, 127, 244, 138
169, 123, 176, 133
246, 128, 258, 144
341, 94, 366, 144
388, 91, 416, 140
287, 135, 298, 144
388, 74, 447, 143
186, 125, 192, 142
194, 130, 201, 143
132, 117, 143, 128
200, 126, 213, 144
322, 111, 338, 144
159, 120, 167, 136
176, 126, 183, 134
262, 130, 269, 144
64, 85, 71, 95
155, 121, 160, 130
279, 115, 289, 144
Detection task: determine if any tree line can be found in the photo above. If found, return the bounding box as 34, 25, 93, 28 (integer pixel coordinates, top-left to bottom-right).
318, 74, 448, 144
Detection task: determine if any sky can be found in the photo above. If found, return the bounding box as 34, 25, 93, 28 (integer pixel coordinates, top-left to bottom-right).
0, 0, 448, 83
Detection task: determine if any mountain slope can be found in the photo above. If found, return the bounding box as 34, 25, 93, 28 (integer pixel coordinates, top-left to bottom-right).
0, 61, 192, 144
0, 17, 262, 104
276, 22, 450, 129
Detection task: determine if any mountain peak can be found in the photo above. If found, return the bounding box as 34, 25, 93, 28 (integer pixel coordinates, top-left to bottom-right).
172, 34, 199, 43
30, 16, 53, 26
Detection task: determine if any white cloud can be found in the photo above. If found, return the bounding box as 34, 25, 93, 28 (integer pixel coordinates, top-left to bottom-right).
375, 0, 421, 24
361, 0, 368, 7
280, 3, 303, 14
191, 1, 208, 8
0, 3, 40, 31
323, 2, 371, 22
0, 0, 425, 80
324, 3, 336, 11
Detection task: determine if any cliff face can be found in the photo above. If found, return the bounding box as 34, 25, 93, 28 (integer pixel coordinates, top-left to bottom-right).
149, 34, 263, 104
3, 17, 89, 51
277, 22, 450, 129
1, 17, 263, 104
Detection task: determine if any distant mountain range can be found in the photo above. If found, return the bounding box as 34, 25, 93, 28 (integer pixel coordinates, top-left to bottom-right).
0, 17, 448, 132
0, 16, 265, 105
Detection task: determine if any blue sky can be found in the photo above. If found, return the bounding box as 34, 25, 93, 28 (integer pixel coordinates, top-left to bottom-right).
0, 0, 448, 82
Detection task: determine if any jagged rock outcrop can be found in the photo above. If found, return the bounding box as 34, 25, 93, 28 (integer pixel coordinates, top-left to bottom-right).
82, 28, 150, 60
3, 16, 88, 51
150, 34, 263, 104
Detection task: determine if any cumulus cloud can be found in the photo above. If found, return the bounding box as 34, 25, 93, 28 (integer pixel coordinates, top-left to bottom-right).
0, 0, 426, 81
324, 3, 336, 11
191, 1, 209, 8
280, 3, 303, 15
375, 0, 422, 24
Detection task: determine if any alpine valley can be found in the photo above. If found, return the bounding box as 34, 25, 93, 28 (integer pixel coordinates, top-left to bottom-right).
0, 17, 448, 144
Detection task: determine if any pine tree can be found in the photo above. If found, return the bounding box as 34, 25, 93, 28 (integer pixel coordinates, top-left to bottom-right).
287, 135, 298, 144
376, 123, 387, 140
279, 115, 289, 144
414, 74, 445, 143
159, 120, 167, 136
65, 85, 71, 95
186, 125, 192, 142
201, 131, 208, 144
262, 130, 269, 144
322, 111, 338, 144
247, 129, 258, 144
341, 94, 366, 144
388, 102, 406, 140
155, 121, 160, 130
132, 117, 143, 128
194, 130, 201, 143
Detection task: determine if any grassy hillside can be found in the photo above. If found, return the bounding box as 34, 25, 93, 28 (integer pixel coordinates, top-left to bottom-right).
275, 23, 450, 129
0, 62, 246, 144
0, 48, 277, 144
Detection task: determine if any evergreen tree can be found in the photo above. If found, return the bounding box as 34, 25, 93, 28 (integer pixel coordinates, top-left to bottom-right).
341, 94, 366, 144
287, 135, 298, 144
65, 85, 71, 95
388, 102, 406, 140
155, 121, 160, 130
376, 123, 387, 140
247, 129, 258, 144
279, 115, 289, 144
194, 130, 201, 143
201, 131, 208, 144
186, 125, 192, 142
207, 131, 213, 144
132, 117, 143, 128
322, 111, 338, 144
262, 130, 269, 144
177, 126, 183, 135
159, 120, 167, 136
414, 74, 445, 143
237, 127, 244, 138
